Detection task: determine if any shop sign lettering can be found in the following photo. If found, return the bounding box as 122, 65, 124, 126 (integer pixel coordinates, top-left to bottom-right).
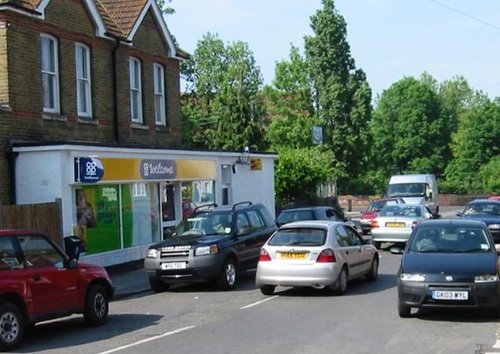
141, 159, 176, 180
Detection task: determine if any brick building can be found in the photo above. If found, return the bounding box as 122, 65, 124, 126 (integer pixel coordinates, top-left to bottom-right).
0, 0, 277, 266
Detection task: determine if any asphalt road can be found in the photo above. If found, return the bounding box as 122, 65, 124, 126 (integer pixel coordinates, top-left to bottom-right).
19, 232, 500, 354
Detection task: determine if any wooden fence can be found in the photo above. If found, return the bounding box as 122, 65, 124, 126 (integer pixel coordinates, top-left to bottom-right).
0, 198, 63, 246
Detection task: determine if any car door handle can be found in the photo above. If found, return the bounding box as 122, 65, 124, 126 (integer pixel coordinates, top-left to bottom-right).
32, 275, 42, 281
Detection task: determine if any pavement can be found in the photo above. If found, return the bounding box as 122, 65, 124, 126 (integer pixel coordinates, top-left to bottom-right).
106, 261, 151, 300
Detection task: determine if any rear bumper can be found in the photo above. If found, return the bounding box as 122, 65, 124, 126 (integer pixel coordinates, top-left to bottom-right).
255, 263, 342, 288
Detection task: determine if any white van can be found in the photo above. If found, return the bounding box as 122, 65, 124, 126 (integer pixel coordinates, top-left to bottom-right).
387, 174, 439, 216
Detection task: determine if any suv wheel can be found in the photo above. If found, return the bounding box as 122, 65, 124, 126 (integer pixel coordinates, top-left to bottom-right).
216, 258, 237, 290
149, 276, 170, 292
0, 303, 24, 352
84, 284, 109, 326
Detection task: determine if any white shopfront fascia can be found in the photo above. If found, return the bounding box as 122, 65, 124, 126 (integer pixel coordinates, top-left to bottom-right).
13, 144, 277, 267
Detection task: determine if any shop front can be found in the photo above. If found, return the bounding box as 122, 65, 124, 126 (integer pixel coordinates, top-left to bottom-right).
13, 144, 277, 266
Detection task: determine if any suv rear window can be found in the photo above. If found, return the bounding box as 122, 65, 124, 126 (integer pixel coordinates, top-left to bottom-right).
268, 228, 326, 246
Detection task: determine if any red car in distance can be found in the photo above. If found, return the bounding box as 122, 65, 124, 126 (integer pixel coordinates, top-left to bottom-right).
360, 197, 405, 235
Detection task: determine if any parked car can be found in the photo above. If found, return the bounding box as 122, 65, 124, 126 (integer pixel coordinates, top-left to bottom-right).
255, 220, 379, 295
489, 195, 500, 201
144, 201, 277, 292
457, 199, 500, 244
371, 204, 434, 249
391, 219, 500, 318
360, 197, 405, 235
275, 206, 364, 240
0, 230, 114, 351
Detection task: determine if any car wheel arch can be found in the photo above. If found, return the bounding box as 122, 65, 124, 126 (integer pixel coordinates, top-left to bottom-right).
0, 294, 28, 322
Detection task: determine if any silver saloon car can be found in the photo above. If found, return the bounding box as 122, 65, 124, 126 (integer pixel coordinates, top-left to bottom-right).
371, 204, 434, 249
255, 220, 379, 295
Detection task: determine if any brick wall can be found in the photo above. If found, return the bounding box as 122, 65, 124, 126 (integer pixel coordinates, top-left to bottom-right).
0, 2, 183, 203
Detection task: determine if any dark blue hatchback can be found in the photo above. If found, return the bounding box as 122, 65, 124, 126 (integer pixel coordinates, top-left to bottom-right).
391, 219, 500, 318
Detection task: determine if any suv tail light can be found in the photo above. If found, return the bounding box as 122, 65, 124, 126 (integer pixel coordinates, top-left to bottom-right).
259, 248, 271, 262
316, 249, 336, 263
371, 220, 379, 229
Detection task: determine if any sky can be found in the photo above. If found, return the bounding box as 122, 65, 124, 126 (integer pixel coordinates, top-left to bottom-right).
165, 0, 500, 99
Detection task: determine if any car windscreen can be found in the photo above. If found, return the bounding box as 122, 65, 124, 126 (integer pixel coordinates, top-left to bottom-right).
276, 210, 315, 225
268, 228, 326, 246
408, 227, 492, 253
174, 212, 233, 237
463, 203, 500, 217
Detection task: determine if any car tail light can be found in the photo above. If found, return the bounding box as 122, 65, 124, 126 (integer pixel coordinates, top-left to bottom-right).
316, 249, 336, 263
371, 220, 379, 229
259, 248, 271, 262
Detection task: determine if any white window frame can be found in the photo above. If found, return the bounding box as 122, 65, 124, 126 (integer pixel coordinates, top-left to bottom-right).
40, 34, 60, 113
75, 43, 93, 118
129, 57, 143, 123
153, 63, 166, 125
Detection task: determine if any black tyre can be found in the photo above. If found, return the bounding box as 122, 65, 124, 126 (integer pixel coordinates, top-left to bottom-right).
260, 285, 276, 295
398, 300, 411, 318
331, 268, 348, 296
366, 257, 379, 281
0, 303, 25, 352
149, 276, 170, 293
84, 284, 109, 326
373, 241, 381, 250
216, 258, 237, 290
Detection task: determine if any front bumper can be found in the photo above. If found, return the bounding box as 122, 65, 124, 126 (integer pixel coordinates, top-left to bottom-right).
398, 279, 500, 309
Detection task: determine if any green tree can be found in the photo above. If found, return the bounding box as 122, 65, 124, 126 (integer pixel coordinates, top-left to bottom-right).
445, 96, 500, 192
156, 0, 174, 14
274, 147, 340, 207
371, 76, 446, 179
304, 0, 372, 192
181, 33, 266, 150
264, 45, 316, 149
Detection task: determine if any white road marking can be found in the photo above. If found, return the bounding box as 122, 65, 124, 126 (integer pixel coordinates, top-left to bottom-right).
97, 325, 196, 354
240, 295, 279, 309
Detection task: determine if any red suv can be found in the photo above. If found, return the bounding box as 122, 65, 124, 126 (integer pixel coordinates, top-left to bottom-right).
0, 230, 114, 351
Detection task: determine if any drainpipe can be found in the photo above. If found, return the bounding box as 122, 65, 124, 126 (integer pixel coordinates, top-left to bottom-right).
7, 142, 18, 204
111, 38, 120, 143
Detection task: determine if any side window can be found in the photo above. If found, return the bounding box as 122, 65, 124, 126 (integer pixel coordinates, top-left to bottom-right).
247, 210, 265, 231
0, 237, 23, 270
344, 226, 362, 246
40, 34, 60, 113
129, 57, 143, 123
335, 226, 352, 247
75, 42, 92, 118
236, 213, 251, 235
153, 63, 166, 126
19, 235, 64, 268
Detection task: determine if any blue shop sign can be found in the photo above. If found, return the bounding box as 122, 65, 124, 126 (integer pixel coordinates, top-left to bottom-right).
75, 157, 104, 183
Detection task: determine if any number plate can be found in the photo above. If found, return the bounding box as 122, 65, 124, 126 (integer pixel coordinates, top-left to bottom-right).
432, 290, 468, 300
161, 262, 186, 270
280, 252, 307, 260
385, 222, 405, 228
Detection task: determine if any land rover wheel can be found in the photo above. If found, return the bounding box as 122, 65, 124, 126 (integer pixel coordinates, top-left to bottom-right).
84, 284, 109, 326
0, 303, 24, 352
149, 276, 170, 292
216, 258, 237, 290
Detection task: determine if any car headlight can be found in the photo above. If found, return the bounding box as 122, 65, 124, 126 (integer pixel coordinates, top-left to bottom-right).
400, 273, 425, 281
475, 274, 499, 283
488, 224, 500, 230
195, 244, 219, 256
146, 248, 159, 258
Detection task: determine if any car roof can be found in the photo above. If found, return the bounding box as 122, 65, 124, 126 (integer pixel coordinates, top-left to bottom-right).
280, 206, 333, 212
417, 219, 488, 228
467, 199, 500, 205
278, 220, 345, 229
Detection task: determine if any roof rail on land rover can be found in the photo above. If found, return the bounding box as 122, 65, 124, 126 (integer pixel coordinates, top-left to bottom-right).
193, 203, 218, 214
232, 201, 253, 211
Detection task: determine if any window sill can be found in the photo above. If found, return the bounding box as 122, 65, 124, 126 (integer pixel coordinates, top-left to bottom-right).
78, 117, 98, 125
43, 112, 67, 121
131, 123, 148, 130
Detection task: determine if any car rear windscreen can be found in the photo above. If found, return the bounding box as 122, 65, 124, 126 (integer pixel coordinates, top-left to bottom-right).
268, 228, 326, 246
